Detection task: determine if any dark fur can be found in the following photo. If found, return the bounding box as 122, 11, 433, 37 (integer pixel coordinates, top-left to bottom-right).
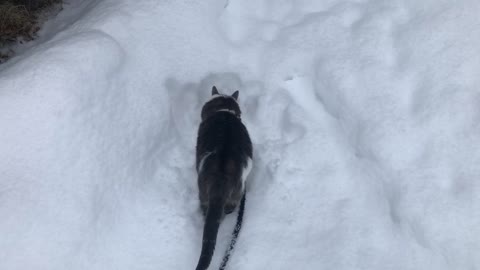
195, 86, 252, 270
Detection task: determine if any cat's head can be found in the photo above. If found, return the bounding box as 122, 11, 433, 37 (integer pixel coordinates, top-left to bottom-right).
201, 86, 241, 120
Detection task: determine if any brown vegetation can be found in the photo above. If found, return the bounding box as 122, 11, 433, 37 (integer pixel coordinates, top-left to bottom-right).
0, 0, 62, 63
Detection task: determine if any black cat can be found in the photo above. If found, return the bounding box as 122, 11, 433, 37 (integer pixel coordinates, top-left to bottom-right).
195, 86, 253, 270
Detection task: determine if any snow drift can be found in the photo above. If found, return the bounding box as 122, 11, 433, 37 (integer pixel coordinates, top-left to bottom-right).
1, 0, 479, 269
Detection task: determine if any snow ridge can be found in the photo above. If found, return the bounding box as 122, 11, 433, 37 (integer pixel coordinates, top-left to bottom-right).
1, 0, 480, 269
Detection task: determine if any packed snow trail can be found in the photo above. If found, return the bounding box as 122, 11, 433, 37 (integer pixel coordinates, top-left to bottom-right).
1, 0, 480, 269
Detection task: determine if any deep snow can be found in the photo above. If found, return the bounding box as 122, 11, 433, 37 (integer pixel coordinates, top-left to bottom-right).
1, 0, 480, 269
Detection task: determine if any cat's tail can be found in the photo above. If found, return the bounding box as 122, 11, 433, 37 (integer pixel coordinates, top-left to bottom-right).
196, 194, 225, 270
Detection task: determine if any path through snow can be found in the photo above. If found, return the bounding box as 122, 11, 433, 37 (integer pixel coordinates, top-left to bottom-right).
1, 0, 480, 269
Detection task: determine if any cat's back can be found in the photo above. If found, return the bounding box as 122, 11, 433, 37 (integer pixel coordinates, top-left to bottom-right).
198, 112, 250, 150
196, 112, 252, 169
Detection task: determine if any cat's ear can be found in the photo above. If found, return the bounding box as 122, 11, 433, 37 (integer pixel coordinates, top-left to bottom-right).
212, 86, 219, 95
232, 91, 239, 100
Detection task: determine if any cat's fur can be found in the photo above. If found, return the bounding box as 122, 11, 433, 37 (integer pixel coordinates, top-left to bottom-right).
195, 86, 253, 270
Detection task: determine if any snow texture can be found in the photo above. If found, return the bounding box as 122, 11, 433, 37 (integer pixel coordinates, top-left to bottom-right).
1, 0, 480, 269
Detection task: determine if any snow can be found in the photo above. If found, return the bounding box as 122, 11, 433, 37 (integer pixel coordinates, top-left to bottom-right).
1, 0, 480, 269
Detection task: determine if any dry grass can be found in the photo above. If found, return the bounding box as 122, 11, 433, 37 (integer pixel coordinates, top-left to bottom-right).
0, 0, 62, 63
0, 2, 36, 44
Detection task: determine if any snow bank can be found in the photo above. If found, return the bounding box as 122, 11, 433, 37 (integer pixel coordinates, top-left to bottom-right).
1, 0, 479, 269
